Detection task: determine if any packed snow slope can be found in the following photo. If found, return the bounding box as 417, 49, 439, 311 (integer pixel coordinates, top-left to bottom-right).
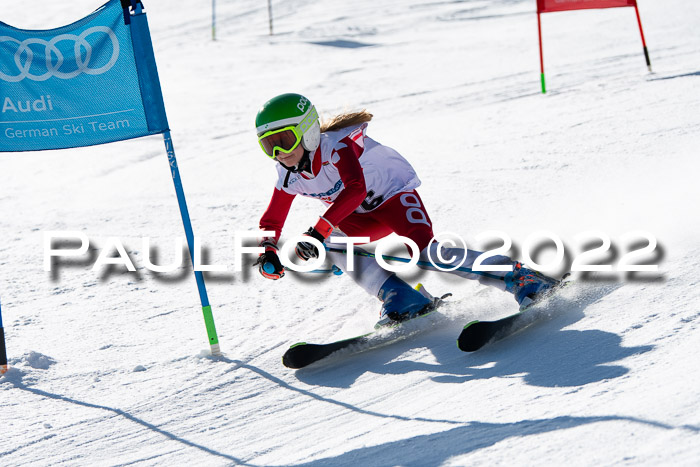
1, 0, 699, 465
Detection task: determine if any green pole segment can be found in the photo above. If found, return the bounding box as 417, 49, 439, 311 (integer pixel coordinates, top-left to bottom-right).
541, 73, 547, 94
163, 132, 221, 356
201, 306, 219, 346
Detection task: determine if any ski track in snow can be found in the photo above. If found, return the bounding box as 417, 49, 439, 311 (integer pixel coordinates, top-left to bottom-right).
1, 0, 700, 465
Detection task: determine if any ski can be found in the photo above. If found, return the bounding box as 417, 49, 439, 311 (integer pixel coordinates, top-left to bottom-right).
457, 277, 572, 353
283, 286, 449, 369
283, 332, 374, 369
457, 312, 528, 352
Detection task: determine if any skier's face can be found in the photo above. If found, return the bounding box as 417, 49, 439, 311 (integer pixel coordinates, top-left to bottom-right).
276, 144, 304, 168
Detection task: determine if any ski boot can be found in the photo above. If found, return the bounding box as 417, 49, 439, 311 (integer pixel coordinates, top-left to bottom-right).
505, 262, 560, 310
375, 274, 432, 328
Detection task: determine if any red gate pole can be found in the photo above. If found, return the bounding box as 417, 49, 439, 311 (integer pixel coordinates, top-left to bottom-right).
537, 11, 546, 93
633, 3, 652, 72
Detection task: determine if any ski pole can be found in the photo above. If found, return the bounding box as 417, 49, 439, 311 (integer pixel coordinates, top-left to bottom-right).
262, 262, 343, 275
324, 246, 506, 282
308, 265, 343, 275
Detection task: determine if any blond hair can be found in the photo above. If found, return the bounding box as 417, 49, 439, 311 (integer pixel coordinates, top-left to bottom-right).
320, 109, 373, 133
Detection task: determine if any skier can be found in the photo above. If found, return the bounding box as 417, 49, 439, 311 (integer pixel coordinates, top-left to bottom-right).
253, 93, 558, 326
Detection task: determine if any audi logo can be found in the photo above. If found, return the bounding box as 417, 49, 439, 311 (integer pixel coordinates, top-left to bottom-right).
0, 26, 120, 82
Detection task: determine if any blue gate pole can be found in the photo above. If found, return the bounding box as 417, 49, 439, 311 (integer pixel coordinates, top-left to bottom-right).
163, 131, 221, 356
0, 297, 8, 375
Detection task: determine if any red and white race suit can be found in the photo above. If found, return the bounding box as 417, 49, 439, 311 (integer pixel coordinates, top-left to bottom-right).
259, 123, 511, 296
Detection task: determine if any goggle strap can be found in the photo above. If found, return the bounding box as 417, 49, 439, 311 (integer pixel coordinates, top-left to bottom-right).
297, 106, 318, 137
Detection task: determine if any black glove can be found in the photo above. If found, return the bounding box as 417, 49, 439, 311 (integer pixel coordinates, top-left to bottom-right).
254, 240, 285, 280
295, 227, 326, 261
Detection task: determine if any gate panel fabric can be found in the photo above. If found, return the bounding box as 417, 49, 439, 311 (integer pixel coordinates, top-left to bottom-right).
0, 0, 168, 152
537, 0, 636, 13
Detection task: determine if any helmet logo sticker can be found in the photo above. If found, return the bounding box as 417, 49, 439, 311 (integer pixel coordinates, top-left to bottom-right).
297, 96, 309, 113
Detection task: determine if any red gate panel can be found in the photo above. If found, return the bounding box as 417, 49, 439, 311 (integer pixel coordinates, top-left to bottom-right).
537, 0, 636, 13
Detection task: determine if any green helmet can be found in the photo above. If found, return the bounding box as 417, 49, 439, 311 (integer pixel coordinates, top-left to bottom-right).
255, 93, 321, 156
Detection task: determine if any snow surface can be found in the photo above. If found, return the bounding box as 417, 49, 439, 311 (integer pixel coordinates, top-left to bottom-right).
1, 0, 700, 465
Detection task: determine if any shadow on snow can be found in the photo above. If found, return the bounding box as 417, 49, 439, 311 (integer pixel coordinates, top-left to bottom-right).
289, 415, 697, 467
3, 375, 251, 465
294, 283, 653, 389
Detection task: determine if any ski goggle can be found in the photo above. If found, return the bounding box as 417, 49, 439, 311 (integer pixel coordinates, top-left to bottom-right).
257, 105, 319, 159
258, 126, 303, 159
